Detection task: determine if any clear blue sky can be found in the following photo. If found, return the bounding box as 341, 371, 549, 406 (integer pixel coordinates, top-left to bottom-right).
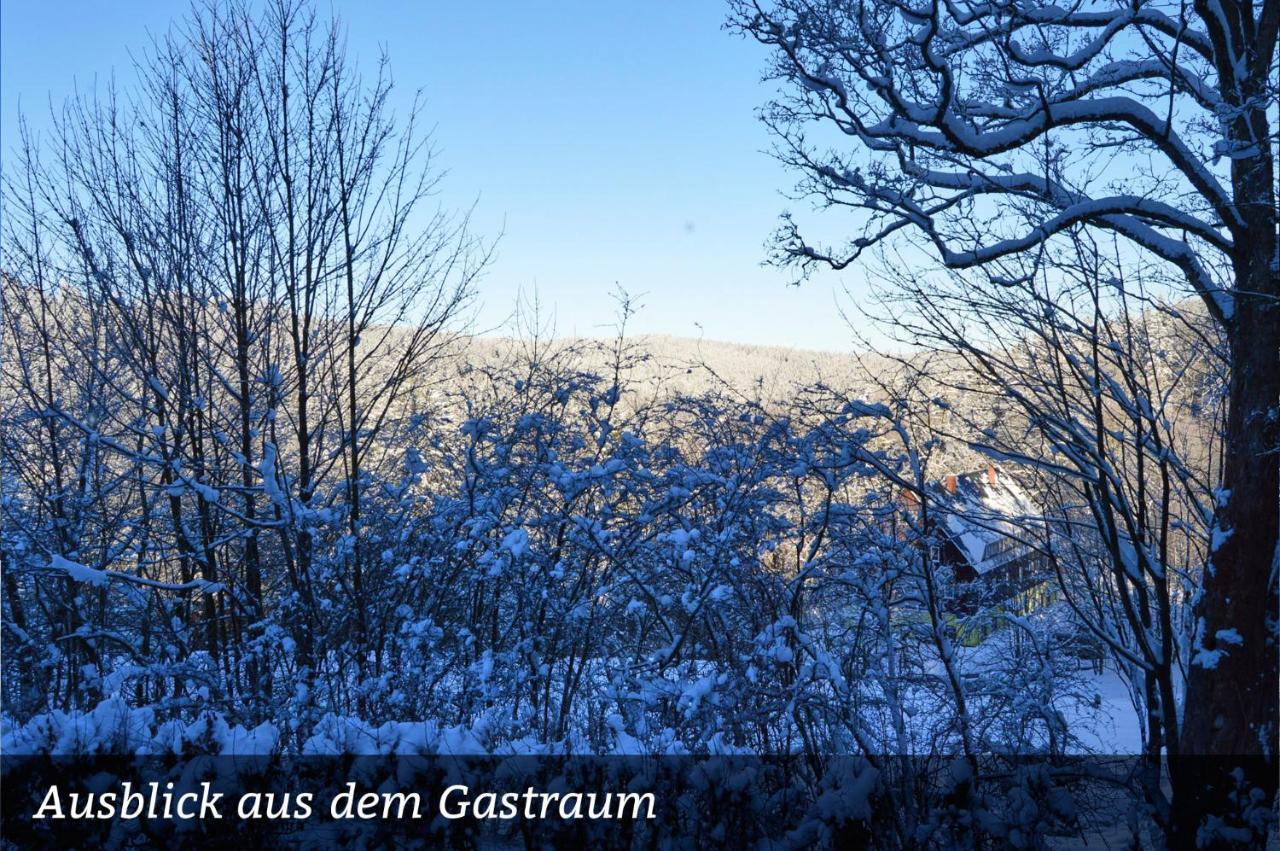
2, 1, 872, 350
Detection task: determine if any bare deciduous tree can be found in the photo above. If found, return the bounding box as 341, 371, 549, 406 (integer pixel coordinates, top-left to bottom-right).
733, 0, 1277, 836
2, 0, 485, 722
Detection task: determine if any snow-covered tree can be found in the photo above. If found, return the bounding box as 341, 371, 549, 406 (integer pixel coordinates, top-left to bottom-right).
733, 0, 1277, 839
857, 233, 1224, 840
2, 0, 484, 721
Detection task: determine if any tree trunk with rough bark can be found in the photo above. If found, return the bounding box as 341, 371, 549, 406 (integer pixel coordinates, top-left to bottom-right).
1176, 119, 1278, 841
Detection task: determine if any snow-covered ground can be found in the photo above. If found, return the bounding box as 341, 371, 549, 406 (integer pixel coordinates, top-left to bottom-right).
1066, 667, 1144, 755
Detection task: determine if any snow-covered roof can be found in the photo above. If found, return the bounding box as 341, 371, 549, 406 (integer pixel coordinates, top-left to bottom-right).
929, 467, 1041, 575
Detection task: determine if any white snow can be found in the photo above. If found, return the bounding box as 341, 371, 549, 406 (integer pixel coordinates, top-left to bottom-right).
51, 554, 108, 587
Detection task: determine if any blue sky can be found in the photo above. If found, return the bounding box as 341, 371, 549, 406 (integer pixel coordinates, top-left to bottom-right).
1, 1, 871, 350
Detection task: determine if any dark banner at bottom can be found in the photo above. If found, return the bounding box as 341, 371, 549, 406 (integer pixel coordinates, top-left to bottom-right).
0, 755, 1274, 848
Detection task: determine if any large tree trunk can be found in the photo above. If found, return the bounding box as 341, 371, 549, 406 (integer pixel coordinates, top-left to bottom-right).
1176, 129, 1278, 841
